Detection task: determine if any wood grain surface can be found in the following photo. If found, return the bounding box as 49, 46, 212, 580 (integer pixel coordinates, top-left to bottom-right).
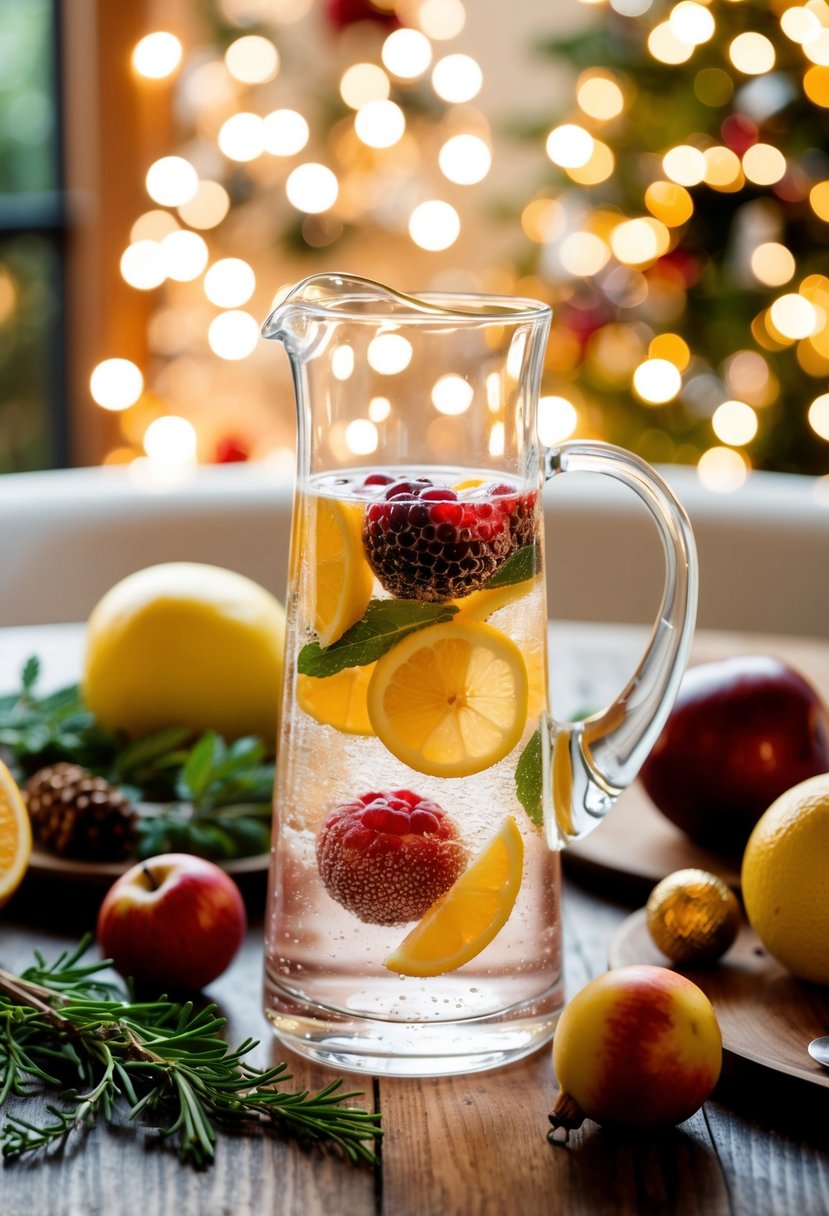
2, 624, 829, 1214
609, 908, 829, 1092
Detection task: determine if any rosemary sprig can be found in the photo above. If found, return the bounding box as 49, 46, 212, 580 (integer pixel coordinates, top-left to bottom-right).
0, 939, 381, 1168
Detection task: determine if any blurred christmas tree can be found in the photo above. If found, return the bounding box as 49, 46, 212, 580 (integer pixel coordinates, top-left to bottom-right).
517, 0, 829, 481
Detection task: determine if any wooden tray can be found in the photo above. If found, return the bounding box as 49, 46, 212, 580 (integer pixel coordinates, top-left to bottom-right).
610, 908, 829, 1092
564, 631, 829, 902
564, 784, 741, 900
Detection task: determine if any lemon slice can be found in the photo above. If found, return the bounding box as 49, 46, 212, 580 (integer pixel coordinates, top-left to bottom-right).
0, 760, 32, 909
296, 664, 375, 735
384, 815, 524, 976
367, 619, 529, 778
453, 578, 536, 623
313, 497, 374, 647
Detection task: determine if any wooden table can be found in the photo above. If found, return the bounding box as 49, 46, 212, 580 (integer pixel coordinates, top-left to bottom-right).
2, 623, 829, 1216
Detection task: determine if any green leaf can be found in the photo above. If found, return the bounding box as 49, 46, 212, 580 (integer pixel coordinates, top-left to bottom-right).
181, 732, 225, 802
297, 599, 458, 678
115, 727, 194, 778
484, 544, 538, 589
515, 729, 544, 830
21, 656, 40, 694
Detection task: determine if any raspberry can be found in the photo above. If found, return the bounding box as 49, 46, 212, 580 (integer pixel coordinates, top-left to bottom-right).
362, 478, 537, 601
316, 789, 467, 925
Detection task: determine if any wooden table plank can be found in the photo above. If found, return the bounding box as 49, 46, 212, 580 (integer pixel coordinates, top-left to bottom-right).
3, 623, 829, 1214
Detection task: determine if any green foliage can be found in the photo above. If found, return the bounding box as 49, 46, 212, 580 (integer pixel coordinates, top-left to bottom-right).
297, 599, 459, 677
0, 939, 381, 1168
0, 659, 275, 862
521, 0, 829, 474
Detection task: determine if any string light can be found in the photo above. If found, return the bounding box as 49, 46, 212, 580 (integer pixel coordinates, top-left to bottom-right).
408, 200, 460, 250
144, 416, 198, 467
354, 99, 405, 148
546, 124, 594, 169
662, 145, 707, 186
769, 293, 819, 340
751, 243, 796, 286
225, 35, 279, 83
145, 156, 198, 206
218, 113, 266, 161
132, 32, 183, 80
90, 359, 144, 410
340, 63, 390, 108
712, 399, 758, 445
204, 258, 256, 308
431, 54, 482, 102
808, 393, 829, 440
668, 2, 715, 47
208, 311, 260, 360
264, 109, 309, 156
382, 29, 432, 79
438, 134, 491, 184
177, 181, 230, 229
120, 241, 166, 290
697, 446, 749, 492
285, 164, 338, 213
728, 32, 776, 75
417, 0, 466, 40
633, 358, 683, 403
576, 72, 625, 120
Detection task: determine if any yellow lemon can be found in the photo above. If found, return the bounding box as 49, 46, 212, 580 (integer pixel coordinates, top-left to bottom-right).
296, 664, 375, 736
385, 815, 524, 976
741, 773, 829, 985
83, 563, 286, 744
0, 760, 32, 909
366, 619, 529, 778
311, 497, 373, 647
452, 578, 536, 624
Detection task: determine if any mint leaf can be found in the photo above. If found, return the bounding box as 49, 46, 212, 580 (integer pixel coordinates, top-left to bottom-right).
485, 544, 538, 589
298, 599, 458, 677
515, 728, 543, 829
180, 731, 225, 802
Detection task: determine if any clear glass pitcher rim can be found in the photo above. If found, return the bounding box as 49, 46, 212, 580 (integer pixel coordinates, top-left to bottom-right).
261, 272, 551, 337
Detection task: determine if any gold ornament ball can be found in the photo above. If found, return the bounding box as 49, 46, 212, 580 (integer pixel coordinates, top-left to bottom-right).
646, 869, 741, 965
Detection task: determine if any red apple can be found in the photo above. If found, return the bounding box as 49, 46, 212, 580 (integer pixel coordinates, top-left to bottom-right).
549, 965, 722, 1132
639, 655, 829, 855
97, 853, 247, 991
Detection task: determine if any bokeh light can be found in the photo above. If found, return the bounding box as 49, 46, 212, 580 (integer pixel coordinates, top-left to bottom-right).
144, 416, 198, 467
546, 124, 595, 169
417, 0, 466, 40
132, 32, 183, 80
728, 32, 776, 75
662, 145, 707, 186
669, 2, 715, 46
207, 311, 260, 359
648, 23, 693, 65
576, 72, 625, 120
177, 180, 230, 229
161, 230, 208, 282
742, 143, 786, 185
218, 113, 266, 161
808, 393, 829, 440
286, 164, 339, 213
264, 109, 309, 156
345, 419, 378, 455
431, 54, 482, 102
120, 241, 166, 290
340, 63, 390, 109
712, 399, 758, 445
750, 243, 796, 286
354, 99, 405, 148
408, 200, 460, 250
145, 156, 198, 206
382, 29, 433, 79
204, 258, 256, 307
432, 374, 474, 415
438, 134, 491, 184
769, 293, 819, 339
90, 359, 144, 411
538, 395, 579, 444
368, 332, 413, 374
633, 358, 683, 403
697, 446, 749, 491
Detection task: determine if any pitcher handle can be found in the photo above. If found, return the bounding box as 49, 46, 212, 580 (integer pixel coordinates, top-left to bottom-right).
543, 440, 698, 847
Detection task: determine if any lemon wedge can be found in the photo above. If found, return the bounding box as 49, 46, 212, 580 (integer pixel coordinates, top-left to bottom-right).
366, 619, 529, 778
0, 760, 32, 909
384, 815, 524, 976
313, 497, 374, 647
296, 664, 376, 735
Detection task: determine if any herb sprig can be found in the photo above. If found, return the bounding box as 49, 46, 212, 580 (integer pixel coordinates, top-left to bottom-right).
0, 939, 381, 1168
0, 659, 275, 861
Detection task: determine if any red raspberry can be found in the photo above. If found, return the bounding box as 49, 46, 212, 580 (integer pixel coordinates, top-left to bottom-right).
316, 789, 467, 925
362, 478, 536, 601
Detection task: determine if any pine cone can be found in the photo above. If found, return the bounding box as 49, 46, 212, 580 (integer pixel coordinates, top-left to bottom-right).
24, 763, 137, 861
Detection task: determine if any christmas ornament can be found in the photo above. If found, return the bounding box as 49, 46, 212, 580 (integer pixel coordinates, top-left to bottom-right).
25, 762, 137, 860
646, 868, 741, 966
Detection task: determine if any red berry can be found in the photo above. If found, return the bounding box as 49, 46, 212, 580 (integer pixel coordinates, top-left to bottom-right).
316, 790, 467, 925
362, 477, 536, 601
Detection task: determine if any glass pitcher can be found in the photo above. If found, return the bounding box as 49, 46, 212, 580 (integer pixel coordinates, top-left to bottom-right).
260, 273, 697, 1077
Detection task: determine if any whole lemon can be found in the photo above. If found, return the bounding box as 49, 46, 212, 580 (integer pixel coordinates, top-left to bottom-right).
741, 772, 829, 985
83, 563, 286, 745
